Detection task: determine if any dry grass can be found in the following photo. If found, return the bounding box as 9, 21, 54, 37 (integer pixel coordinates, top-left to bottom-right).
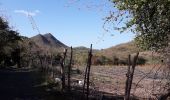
72, 64, 169, 99
95, 41, 161, 65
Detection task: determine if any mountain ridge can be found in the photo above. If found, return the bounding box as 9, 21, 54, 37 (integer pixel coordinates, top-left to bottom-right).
43, 33, 67, 48
30, 33, 68, 52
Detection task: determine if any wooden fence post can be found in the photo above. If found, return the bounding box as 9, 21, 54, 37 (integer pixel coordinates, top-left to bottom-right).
68, 46, 73, 91
86, 44, 93, 100
61, 48, 67, 90
125, 52, 139, 100
83, 62, 88, 95
83, 44, 93, 100
125, 55, 131, 100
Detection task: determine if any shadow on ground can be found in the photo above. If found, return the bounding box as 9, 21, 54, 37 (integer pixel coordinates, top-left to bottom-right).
0, 68, 138, 100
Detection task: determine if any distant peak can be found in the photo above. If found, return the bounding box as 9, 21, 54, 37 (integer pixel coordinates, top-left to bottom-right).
31, 33, 68, 48
35, 34, 41, 36
44, 33, 53, 36
31, 34, 43, 38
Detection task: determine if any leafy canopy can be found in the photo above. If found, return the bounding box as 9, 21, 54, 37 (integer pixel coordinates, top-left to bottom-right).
0, 17, 21, 55
108, 0, 170, 51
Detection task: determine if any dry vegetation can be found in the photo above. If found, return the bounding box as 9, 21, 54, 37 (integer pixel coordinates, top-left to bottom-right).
92, 41, 161, 65
1, 30, 168, 99
71, 64, 169, 99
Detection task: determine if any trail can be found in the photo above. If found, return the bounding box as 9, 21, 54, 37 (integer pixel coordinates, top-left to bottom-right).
0, 68, 46, 100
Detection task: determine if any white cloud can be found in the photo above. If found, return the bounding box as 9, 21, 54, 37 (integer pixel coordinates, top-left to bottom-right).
14, 10, 40, 16
35, 10, 40, 13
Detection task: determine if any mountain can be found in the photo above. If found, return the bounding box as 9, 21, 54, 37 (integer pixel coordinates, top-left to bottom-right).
31, 34, 50, 48
30, 33, 67, 52
43, 33, 67, 48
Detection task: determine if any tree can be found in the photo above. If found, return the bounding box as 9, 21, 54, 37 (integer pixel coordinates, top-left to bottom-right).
107, 0, 170, 51
0, 17, 21, 67
0, 17, 20, 47
107, 0, 170, 99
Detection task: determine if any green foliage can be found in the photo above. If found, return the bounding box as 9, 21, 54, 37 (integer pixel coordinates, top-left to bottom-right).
73, 52, 88, 65
0, 17, 21, 67
137, 56, 147, 65
72, 47, 91, 65
0, 17, 20, 49
109, 0, 170, 51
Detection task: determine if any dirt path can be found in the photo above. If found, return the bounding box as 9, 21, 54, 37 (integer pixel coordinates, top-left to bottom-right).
0, 68, 46, 100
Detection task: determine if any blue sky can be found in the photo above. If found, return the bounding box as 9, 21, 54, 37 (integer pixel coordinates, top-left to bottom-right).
0, 0, 135, 49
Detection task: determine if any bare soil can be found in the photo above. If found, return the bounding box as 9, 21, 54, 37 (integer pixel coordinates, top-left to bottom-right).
0, 64, 168, 100
73, 65, 169, 99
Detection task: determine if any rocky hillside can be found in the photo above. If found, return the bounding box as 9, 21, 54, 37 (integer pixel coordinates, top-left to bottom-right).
30, 33, 67, 53
43, 33, 67, 48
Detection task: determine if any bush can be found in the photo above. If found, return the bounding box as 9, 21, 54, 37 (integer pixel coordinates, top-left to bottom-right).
92, 55, 113, 65
113, 56, 119, 65
137, 57, 147, 65
118, 59, 128, 65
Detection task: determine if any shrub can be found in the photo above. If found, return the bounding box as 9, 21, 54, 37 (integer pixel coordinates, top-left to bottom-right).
137, 57, 147, 65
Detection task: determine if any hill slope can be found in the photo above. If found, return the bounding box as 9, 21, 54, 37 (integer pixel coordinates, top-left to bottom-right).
97, 41, 139, 59
30, 33, 67, 52
43, 33, 67, 48
95, 41, 160, 64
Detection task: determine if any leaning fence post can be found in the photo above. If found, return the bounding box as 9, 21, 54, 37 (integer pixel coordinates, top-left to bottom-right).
86, 44, 93, 100
125, 52, 139, 100
82, 44, 93, 100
